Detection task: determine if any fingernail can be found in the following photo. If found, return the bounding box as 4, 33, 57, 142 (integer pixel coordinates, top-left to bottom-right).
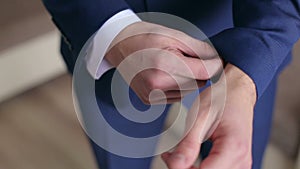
170, 153, 185, 163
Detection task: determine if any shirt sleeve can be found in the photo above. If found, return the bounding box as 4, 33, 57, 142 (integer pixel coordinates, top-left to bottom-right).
210, 0, 300, 99
42, 0, 132, 64
85, 9, 141, 79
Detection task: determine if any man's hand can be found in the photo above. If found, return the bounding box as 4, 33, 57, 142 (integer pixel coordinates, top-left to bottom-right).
105, 21, 223, 104
162, 64, 257, 169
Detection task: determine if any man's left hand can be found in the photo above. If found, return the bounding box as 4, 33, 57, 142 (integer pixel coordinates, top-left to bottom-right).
162, 63, 257, 169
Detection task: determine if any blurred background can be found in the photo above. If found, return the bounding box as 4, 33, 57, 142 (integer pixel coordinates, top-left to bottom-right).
0, 0, 299, 169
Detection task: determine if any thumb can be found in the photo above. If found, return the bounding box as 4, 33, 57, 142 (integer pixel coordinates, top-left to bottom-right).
176, 34, 223, 80
161, 135, 201, 169
175, 32, 218, 60
179, 56, 223, 80
161, 94, 212, 169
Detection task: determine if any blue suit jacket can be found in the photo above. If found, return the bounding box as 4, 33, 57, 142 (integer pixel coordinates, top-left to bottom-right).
43, 0, 300, 98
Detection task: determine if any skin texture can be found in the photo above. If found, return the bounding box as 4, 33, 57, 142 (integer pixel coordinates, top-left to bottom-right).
161, 64, 256, 169
105, 21, 223, 104
105, 21, 257, 169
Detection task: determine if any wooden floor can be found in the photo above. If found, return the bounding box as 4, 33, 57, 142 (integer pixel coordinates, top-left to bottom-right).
0, 75, 98, 169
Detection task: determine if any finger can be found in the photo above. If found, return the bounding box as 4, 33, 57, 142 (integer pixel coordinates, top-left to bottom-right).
140, 69, 206, 92
132, 76, 203, 104
162, 89, 217, 169
199, 136, 251, 169
162, 136, 201, 169
163, 79, 206, 92
162, 152, 196, 169
149, 89, 201, 104
162, 48, 223, 81
150, 97, 182, 105
162, 101, 202, 168
160, 90, 194, 99
170, 31, 218, 60
140, 69, 179, 91
145, 23, 218, 60
175, 80, 207, 90
179, 56, 223, 80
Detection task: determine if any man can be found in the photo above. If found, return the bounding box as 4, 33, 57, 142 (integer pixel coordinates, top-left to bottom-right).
43, 0, 300, 169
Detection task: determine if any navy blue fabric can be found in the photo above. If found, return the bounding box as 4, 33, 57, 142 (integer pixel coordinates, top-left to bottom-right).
210, 0, 300, 98
92, 69, 170, 169
95, 69, 171, 138
42, 1, 299, 169
90, 68, 277, 169
42, 0, 130, 67
43, 0, 300, 98
251, 76, 277, 169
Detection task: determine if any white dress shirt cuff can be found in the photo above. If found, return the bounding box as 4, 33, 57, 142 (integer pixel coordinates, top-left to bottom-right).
85, 9, 141, 79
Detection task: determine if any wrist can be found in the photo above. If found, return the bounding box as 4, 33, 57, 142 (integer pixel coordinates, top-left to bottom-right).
224, 64, 257, 105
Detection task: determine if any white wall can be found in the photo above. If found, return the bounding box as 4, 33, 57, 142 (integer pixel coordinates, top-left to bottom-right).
0, 31, 66, 102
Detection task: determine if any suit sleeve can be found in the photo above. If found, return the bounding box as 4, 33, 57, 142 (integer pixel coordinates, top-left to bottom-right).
42, 0, 130, 56
210, 0, 300, 98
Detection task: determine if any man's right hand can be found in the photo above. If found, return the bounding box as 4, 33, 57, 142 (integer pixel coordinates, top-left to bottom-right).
105, 21, 223, 104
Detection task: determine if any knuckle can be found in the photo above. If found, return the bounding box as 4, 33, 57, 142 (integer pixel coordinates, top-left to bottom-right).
142, 99, 151, 105
146, 79, 156, 89
198, 64, 210, 79
203, 59, 223, 79
140, 94, 151, 105
135, 88, 151, 105
200, 41, 216, 54
145, 76, 162, 90
202, 71, 210, 80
